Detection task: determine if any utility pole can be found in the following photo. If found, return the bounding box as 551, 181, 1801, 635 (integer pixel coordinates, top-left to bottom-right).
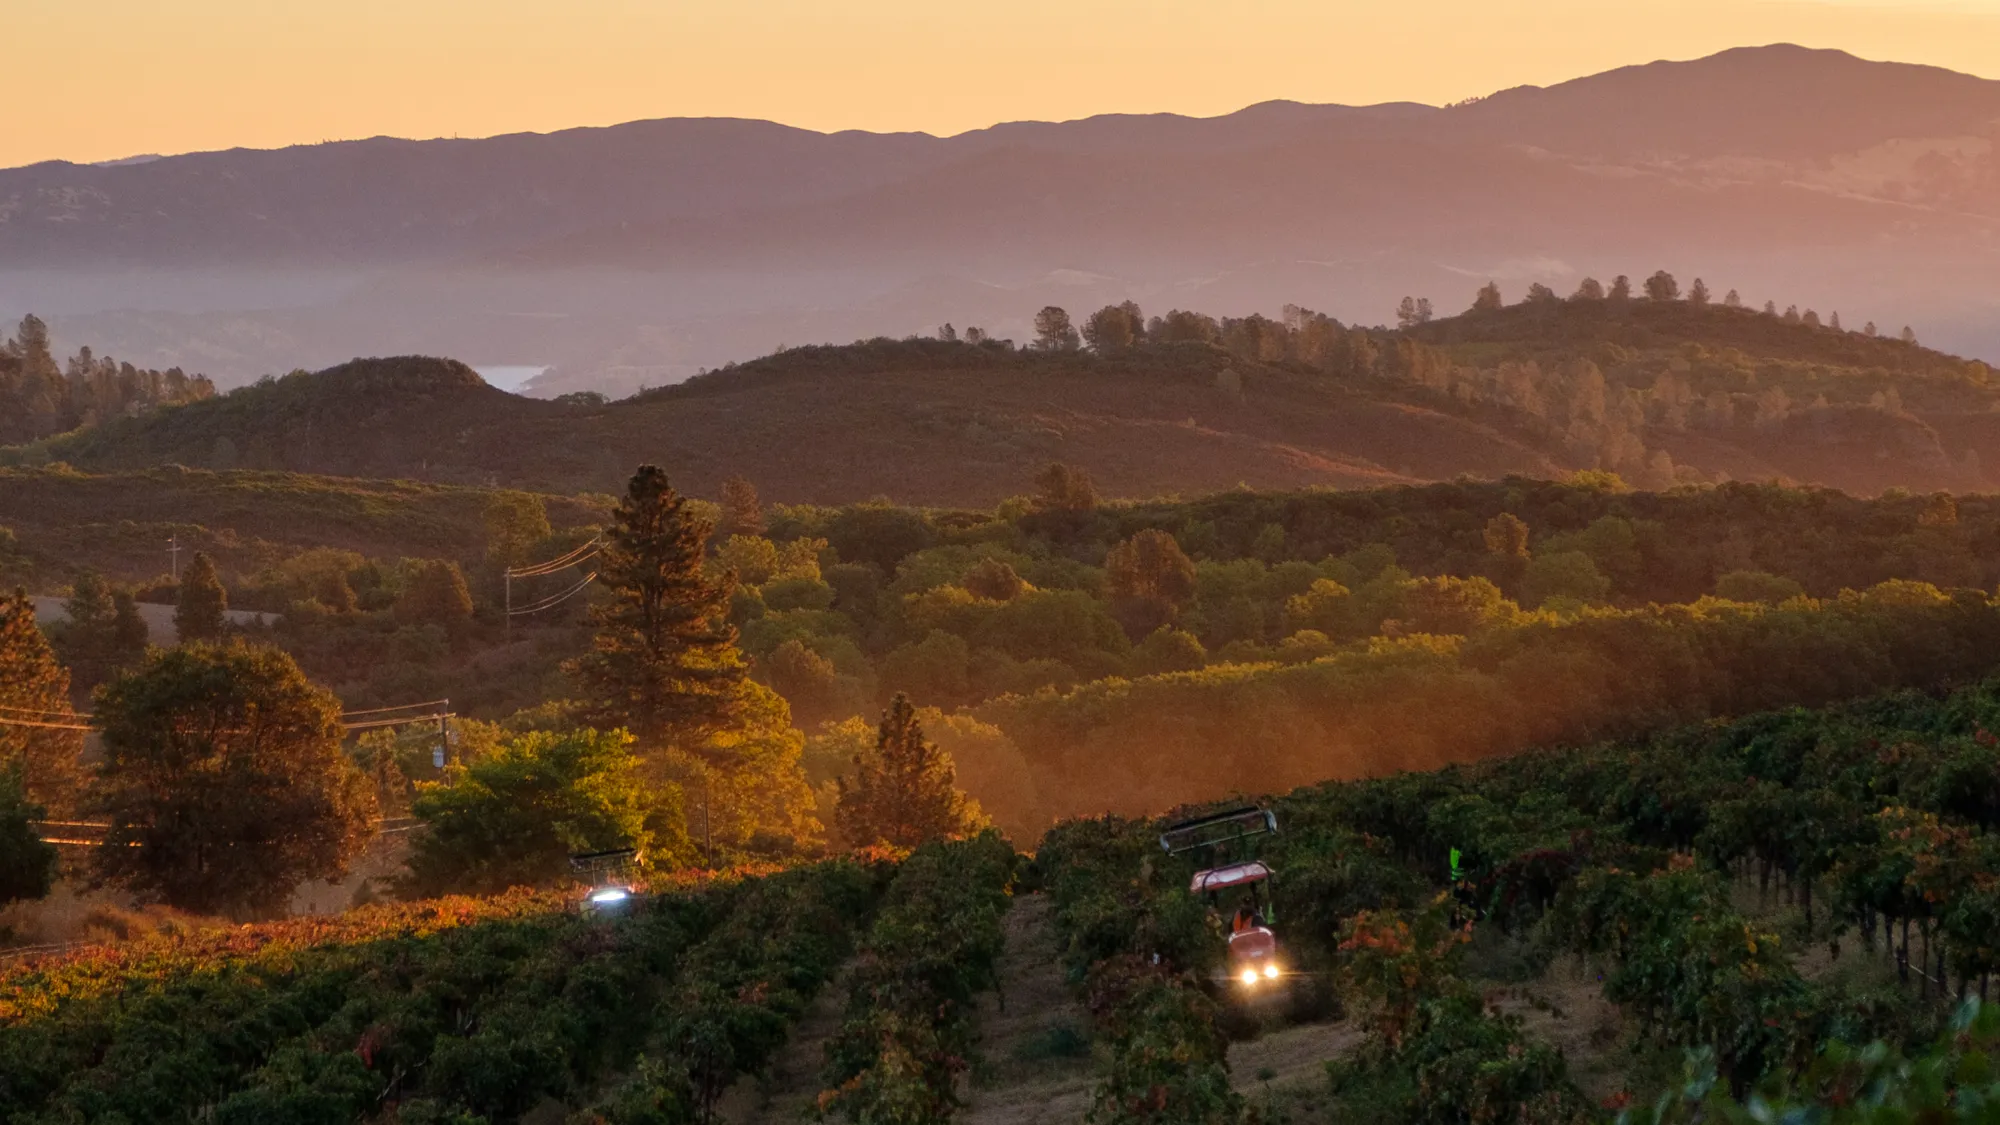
504, 570, 512, 639
167, 536, 181, 580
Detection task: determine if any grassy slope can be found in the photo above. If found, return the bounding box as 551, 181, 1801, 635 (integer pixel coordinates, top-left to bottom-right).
17, 349, 1567, 504
15, 303, 1999, 503
0, 466, 606, 586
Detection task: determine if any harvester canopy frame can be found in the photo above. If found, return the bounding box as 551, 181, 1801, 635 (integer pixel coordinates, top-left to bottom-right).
570, 847, 641, 883
1159, 806, 1277, 857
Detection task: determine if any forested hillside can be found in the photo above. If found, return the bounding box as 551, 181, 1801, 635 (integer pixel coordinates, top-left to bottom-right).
9, 282, 1995, 501
0, 315, 213, 445
14, 464, 2000, 838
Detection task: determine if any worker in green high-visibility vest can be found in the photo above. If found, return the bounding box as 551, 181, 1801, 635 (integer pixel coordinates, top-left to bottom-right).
1448, 847, 1475, 926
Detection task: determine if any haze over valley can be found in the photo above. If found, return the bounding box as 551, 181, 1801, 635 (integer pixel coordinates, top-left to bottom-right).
7, 43, 1999, 398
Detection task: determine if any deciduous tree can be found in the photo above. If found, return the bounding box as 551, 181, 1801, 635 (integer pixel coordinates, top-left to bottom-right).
962, 558, 1027, 602
405, 728, 677, 896
1033, 463, 1098, 514
399, 560, 475, 629
1033, 306, 1080, 351
1082, 302, 1144, 352
1483, 514, 1530, 559
482, 492, 552, 566
89, 643, 376, 916
1105, 529, 1197, 634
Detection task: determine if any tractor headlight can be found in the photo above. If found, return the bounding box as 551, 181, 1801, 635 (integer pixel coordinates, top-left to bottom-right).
1239, 967, 1259, 986
1263, 963, 1280, 980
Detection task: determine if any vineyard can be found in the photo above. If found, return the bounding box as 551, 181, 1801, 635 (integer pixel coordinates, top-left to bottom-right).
11, 679, 2000, 1122
0, 838, 1018, 1125
1035, 676, 2000, 1124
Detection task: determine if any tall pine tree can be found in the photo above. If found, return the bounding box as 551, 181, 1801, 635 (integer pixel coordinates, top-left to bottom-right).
174, 551, 228, 642
718, 475, 765, 539
835, 693, 986, 850
109, 590, 151, 667
568, 466, 748, 757
56, 570, 116, 687
0, 590, 83, 811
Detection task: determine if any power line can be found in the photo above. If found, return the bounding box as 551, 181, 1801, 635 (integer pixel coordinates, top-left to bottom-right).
506, 537, 603, 579
507, 571, 598, 616
340, 700, 450, 719
343, 713, 455, 733
2, 697, 453, 735
506, 536, 606, 635
0, 704, 93, 720
0, 716, 95, 732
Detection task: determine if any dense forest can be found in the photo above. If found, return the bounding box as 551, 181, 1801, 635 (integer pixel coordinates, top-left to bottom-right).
0, 315, 214, 445
13, 465, 2000, 840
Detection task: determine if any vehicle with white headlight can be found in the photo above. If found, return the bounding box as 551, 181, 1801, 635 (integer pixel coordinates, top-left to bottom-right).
1160, 807, 1289, 995
572, 847, 644, 916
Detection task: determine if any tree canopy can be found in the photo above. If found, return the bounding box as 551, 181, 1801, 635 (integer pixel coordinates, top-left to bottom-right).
0, 590, 82, 810
404, 727, 677, 896
89, 643, 376, 916
174, 551, 228, 643
835, 694, 987, 849
569, 466, 749, 758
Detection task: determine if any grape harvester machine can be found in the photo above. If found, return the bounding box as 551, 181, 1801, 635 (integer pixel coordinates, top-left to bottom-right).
1160, 806, 1285, 989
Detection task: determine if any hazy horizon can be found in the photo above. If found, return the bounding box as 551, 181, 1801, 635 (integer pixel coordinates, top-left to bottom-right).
13, 0, 2000, 168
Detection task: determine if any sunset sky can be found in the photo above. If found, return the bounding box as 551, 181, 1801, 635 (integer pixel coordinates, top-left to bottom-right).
14, 0, 2000, 168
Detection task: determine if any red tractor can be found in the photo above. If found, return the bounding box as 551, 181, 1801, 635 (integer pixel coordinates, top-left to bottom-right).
1160, 807, 1286, 992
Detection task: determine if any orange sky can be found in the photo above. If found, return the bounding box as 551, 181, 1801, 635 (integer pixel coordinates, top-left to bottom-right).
13, 0, 2000, 168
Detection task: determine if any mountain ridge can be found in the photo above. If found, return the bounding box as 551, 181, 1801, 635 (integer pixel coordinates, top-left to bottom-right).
10, 43, 1999, 388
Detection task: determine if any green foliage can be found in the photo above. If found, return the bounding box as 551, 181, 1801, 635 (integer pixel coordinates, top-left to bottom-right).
983, 583, 2000, 818
89, 642, 377, 916
819, 833, 1016, 1125
174, 550, 229, 642
0, 765, 56, 905
835, 695, 989, 850
1086, 960, 1243, 1125
484, 490, 553, 564
0, 589, 83, 810
0, 315, 214, 445
405, 727, 677, 897
1106, 529, 1197, 634
399, 559, 475, 629
1519, 550, 1610, 608
1133, 626, 1207, 675
1713, 569, 1806, 604
1623, 998, 2000, 1124
570, 466, 750, 758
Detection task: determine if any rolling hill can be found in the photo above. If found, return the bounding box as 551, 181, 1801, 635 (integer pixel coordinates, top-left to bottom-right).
10, 296, 1996, 504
